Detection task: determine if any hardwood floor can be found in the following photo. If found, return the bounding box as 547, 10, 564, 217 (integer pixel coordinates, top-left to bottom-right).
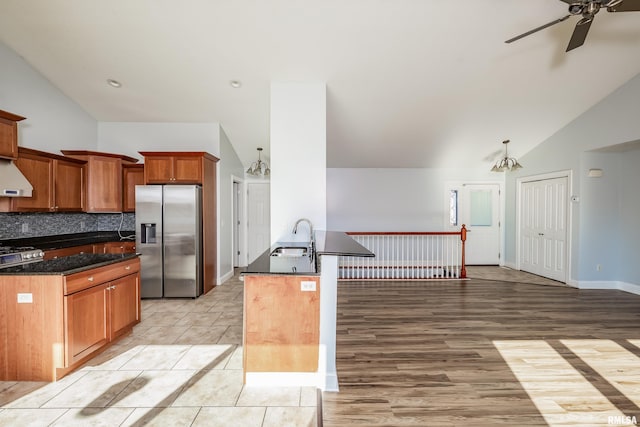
322, 274, 640, 426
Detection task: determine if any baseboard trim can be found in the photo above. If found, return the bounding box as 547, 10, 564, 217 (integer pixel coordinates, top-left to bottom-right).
504, 261, 517, 270
218, 269, 234, 285
576, 280, 640, 296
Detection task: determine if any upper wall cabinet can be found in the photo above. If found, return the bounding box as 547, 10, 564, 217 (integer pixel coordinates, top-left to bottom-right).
139, 152, 218, 184
122, 163, 144, 212
0, 147, 85, 213
61, 150, 138, 213
0, 109, 26, 160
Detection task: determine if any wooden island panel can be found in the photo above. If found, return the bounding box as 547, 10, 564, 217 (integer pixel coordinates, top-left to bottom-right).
243, 275, 320, 375
0, 275, 65, 382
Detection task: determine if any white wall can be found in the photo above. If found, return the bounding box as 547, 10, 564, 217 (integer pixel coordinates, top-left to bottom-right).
97, 122, 221, 161
579, 152, 621, 281
218, 126, 245, 281
0, 41, 97, 151
505, 72, 640, 283
617, 148, 640, 285
327, 167, 498, 231
270, 82, 326, 242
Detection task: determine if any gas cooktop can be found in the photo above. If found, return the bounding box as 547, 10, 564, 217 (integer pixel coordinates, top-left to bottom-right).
0, 246, 44, 269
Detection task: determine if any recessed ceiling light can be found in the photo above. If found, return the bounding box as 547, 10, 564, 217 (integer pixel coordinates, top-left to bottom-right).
107, 79, 122, 88
230, 80, 241, 88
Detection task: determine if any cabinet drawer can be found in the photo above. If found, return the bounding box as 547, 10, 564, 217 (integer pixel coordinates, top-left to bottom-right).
64, 258, 140, 295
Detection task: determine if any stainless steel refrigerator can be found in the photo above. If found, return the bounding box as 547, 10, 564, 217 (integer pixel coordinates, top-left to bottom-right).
135, 185, 203, 298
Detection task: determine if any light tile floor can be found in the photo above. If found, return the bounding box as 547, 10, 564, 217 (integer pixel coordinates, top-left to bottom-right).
0, 272, 318, 427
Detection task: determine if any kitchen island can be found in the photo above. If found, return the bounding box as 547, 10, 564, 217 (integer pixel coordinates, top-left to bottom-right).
0, 253, 140, 381
242, 231, 373, 391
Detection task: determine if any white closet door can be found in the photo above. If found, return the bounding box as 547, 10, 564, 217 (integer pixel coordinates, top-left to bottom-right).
521, 177, 567, 282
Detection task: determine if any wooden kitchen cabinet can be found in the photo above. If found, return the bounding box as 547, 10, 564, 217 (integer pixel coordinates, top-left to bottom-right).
95, 241, 136, 254
0, 109, 25, 160
65, 271, 139, 365
0, 147, 85, 213
63, 258, 140, 372
139, 151, 217, 184
65, 282, 109, 365
0, 257, 141, 381
123, 163, 144, 212
61, 150, 139, 213
44, 244, 94, 260
109, 273, 140, 340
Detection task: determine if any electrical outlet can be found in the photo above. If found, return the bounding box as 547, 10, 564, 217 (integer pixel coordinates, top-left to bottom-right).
17, 293, 33, 303
301, 281, 316, 292
21, 223, 29, 233
80, 221, 86, 230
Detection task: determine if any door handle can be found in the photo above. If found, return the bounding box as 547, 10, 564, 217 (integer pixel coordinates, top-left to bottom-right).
538, 233, 545, 236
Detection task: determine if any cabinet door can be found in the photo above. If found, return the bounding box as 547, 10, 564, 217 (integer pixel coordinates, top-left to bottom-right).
44, 244, 94, 260
109, 273, 140, 340
87, 156, 122, 212
10, 154, 53, 211
122, 164, 144, 212
55, 159, 85, 211
65, 283, 109, 366
144, 156, 173, 183
173, 156, 202, 183
101, 242, 135, 254
0, 117, 18, 160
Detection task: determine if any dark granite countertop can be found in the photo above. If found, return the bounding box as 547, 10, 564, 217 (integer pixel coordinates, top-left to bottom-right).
314, 231, 375, 257
0, 231, 136, 251
0, 253, 139, 275
243, 231, 373, 276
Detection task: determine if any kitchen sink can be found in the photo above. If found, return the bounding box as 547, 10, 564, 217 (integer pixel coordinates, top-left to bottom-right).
270, 246, 308, 257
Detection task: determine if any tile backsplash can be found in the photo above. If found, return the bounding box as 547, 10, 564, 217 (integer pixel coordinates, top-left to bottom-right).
0, 212, 135, 240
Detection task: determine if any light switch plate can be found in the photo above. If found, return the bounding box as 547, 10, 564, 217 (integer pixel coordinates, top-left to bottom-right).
17, 293, 33, 303
301, 281, 316, 292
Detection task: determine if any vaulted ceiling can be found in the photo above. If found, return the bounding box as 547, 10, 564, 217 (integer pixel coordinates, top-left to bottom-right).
1, 0, 639, 169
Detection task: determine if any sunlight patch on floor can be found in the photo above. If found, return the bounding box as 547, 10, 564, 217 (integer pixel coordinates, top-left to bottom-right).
494, 340, 630, 426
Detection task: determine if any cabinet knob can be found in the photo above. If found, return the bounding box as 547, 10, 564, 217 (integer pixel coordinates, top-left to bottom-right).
87, 276, 94, 282
125, 266, 131, 270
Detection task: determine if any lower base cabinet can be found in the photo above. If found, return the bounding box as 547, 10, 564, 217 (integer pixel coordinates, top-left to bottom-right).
0, 257, 141, 381
65, 282, 109, 366
64, 271, 140, 366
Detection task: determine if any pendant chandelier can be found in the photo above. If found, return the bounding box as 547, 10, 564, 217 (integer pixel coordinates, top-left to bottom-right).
491, 139, 523, 172
246, 147, 270, 177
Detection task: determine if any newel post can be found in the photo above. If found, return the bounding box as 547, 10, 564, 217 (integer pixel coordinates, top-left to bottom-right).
460, 224, 467, 278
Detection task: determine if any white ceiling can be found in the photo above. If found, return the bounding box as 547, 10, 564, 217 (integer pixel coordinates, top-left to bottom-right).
1, 0, 639, 169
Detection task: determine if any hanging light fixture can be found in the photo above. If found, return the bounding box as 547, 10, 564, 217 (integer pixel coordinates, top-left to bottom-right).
491, 139, 523, 172
246, 147, 270, 177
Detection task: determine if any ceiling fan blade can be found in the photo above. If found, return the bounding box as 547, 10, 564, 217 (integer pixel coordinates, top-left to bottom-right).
607, 0, 640, 11
566, 17, 593, 51
505, 15, 571, 44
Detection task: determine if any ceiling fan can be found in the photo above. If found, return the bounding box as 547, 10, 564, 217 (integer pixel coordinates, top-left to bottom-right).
505, 0, 640, 51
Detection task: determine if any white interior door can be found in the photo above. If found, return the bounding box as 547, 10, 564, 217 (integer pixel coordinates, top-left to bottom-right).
247, 182, 270, 264
520, 177, 567, 282
233, 181, 241, 267
459, 184, 501, 265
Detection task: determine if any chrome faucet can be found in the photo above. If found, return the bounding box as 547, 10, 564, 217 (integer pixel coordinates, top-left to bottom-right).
292, 218, 314, 258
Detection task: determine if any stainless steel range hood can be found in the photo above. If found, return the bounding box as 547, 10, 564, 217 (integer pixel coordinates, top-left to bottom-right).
0, 159, 33, 197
